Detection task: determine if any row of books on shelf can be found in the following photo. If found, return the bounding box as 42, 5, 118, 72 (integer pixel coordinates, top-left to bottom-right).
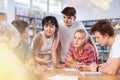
15, 6, 44, 19
16, 15, 42, 29
16, 14, 43, 45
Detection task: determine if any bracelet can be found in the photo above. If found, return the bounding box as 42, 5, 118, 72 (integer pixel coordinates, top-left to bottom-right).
96, 66, 100, 72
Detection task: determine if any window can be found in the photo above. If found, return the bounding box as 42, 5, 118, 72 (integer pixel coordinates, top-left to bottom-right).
33, 0, 47, 12
49, 0, 61, 14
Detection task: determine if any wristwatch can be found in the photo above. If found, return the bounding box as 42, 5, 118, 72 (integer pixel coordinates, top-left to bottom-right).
96, 66, 100, 72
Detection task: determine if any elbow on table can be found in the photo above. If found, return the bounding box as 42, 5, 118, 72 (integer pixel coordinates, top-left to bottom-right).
106, 70, 117, 75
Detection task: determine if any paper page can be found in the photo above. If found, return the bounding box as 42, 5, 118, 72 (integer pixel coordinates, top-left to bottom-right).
48, 75, 78, 80
47, 67, 54, 70
80, 72, 103, 76
63, 68, 80, 72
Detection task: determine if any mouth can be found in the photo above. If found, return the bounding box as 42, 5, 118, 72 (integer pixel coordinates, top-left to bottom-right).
74, 43, 79, 46
47, 32, 52, 34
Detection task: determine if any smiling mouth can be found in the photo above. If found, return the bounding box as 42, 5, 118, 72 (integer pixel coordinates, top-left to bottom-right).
74, 43, 79, 45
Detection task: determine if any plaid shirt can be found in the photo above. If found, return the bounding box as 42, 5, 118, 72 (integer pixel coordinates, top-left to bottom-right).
65, 41, 97, 65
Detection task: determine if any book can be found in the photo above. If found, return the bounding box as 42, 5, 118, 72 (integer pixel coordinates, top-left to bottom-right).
80, 72, 103, 76
63, 68, 80, 72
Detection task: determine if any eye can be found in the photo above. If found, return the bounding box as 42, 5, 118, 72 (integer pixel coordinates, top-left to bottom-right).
78, 37, 81, 40
50, 26, 54, 28
74, 36, 76, 39
44, 25, 48, 28
68, 16, 72, 19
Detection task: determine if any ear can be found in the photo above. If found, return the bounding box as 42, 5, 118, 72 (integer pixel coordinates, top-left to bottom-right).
73, 16, 76, 21
104, 33, 109, 39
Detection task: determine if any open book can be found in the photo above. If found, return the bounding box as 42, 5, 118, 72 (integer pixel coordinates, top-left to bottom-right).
80, 71, 120, 76
63, 68, 80, 72
80, 72, 103, 76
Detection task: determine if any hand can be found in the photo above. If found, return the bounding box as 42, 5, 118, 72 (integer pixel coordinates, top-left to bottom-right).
89, 63, 98, 72
36, 65, 47, 72
33, 65, 47, 74
76, 62, 84, 68
44, 59, 53, 64
54, 64, 65, 68
65, 56, 74, 63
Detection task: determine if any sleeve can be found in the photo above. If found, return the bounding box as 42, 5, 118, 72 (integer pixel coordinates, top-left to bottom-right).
65, 42, 74, 62
84, 44, 98, 65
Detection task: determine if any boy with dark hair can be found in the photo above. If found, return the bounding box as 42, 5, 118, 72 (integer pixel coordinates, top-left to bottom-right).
61, 7, 76, 16
90, 19, 120, 75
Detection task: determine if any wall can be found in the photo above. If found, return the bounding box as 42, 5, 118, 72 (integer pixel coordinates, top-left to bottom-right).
6, 0, 15, 23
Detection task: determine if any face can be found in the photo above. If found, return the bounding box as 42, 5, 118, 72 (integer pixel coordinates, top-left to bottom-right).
20, 28, 28, 42
44, 23, 56, 38
73, 32, 85, 48
94, 31, 108, 46
63, 15, 76, 26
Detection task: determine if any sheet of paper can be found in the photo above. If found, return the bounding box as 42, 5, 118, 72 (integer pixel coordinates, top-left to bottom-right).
47, 75, 78, 80
47, 67, 54, 70
63, 68, 80, 72
80, 72, 103, 76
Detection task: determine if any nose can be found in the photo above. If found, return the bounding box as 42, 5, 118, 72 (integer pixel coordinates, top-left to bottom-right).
75, 38, 78, 42
47, 26, 51, 31
96, 38, 99, 43
64, 18, 68, 22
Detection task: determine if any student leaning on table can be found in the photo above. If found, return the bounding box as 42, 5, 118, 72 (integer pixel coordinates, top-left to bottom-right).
89, 19, 120, 75
65, 29, 97, 70
31, 16, 59, 67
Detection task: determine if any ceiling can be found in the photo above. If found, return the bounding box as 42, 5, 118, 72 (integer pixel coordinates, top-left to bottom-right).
60, 0, 114, 10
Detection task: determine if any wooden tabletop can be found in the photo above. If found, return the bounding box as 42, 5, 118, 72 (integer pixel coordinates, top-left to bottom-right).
39, 68, 120, 80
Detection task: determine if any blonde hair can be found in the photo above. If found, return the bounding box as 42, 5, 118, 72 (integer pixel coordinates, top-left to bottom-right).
0, 23, 20, 48
74, 29, 88, 42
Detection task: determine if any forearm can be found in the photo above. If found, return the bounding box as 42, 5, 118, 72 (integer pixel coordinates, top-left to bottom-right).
98, 60, 119, 75
98, 62, 108, 67
98, 66, 117, 75
99, 58, 111, 67
34, 56, 49, 64
65, 60, 78, 68
51, 32, 59, 65
51, 51, 57, 64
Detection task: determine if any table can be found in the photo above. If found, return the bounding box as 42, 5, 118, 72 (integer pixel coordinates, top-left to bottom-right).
39, 68, 120, 80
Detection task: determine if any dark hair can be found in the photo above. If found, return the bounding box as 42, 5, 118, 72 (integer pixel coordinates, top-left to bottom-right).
61, 7, 76, 16
11, 20, 28, 33
91, 19, 114, 37
42, 16, 59, 32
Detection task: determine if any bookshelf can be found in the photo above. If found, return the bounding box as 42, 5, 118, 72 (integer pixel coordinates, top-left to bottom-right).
14, 5, 44, 45
16, 15, 42, 45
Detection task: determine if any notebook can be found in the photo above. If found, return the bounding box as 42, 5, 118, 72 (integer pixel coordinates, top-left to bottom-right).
80, 72, 103, 76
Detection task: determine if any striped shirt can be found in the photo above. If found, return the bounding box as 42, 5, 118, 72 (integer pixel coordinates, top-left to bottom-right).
65, 41, 97, 65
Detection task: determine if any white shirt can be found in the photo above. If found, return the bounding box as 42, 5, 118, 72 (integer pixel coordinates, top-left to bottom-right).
110, 35, 120, 58
59, 21, 86, 62
31, 31, 54, 55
